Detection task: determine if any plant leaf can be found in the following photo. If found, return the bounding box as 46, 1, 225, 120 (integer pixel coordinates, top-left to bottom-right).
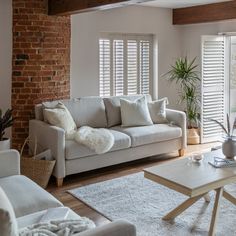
210, 118, 228, 135
0, 109, 14, 140
227, 114, 230, 136
233, 117, 236, 130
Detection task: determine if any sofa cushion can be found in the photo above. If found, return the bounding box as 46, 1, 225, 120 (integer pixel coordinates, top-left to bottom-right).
65, 130, 131, 160
148, 97, 169, 124
103, 94, 152, 127
41, 99, 74, 122
44, 103, 77, 137
0, 187, 18, 236
120, 96, 153, 127
40, 97, 107, 128
112, 124, 182, 147
75, 97, 107, 128
17, 208, 80, 229
0, 175, 62, 218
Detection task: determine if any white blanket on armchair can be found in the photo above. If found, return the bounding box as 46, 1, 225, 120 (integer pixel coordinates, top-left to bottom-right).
19, 218, 95, 236
68, 126, 114, 154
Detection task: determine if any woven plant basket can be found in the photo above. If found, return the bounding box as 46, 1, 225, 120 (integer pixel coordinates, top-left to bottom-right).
20, 137, 56, 189
187, 128, 200, 145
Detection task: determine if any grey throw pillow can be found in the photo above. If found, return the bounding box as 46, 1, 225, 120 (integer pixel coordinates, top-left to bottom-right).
120, 96, 153, 127
148, 97, 169, 124
103, 97, 122, 128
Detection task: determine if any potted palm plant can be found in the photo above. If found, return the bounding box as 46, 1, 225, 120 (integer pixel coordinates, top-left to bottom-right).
164, 57, 201, 144
0, 109, 14, 150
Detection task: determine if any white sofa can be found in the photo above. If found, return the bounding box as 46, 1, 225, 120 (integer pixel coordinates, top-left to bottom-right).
0, 150, 136, 236
29, 95, 186, 186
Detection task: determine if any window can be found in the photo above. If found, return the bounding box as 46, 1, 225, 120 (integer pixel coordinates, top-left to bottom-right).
99, 33, 153, 97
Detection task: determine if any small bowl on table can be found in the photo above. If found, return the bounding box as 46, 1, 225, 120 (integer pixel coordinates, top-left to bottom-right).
191, 153, 203, 163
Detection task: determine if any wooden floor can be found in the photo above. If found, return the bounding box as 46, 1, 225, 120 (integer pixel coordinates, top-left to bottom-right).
47, 142, 220, 227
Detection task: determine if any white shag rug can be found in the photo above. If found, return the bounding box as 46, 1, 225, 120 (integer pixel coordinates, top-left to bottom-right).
68, 172, 236, 236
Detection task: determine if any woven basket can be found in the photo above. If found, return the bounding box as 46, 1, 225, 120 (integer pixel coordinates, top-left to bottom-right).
187, 128, 200, 145
20, 137, 56, 188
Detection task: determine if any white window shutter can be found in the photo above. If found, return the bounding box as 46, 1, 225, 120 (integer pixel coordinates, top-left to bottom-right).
113, 40, 124, 96
127, 40, 138, 95
140, 40, 151, 94
99, 39, 111, 97
201, 35, 227, 143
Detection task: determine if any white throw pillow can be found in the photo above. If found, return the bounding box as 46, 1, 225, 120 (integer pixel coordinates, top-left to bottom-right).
43, 102, 76, 137
120, 96, 153, 127
0, 187, 18, 236
148, 97, 169, 124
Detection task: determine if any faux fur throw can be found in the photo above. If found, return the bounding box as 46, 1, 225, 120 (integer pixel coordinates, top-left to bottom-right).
68, 126, 114, 154
18, 218, 95, 236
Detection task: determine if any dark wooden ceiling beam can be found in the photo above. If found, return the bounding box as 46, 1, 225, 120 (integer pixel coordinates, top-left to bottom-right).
173, 1, 236, 25
48, 0, 153, 15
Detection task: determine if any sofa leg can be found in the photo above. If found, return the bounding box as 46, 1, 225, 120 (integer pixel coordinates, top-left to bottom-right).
178, 149, 185, 157
56, 178, 63, 187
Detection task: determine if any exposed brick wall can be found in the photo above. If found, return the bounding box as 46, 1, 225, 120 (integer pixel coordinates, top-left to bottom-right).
12, 0, 71, 149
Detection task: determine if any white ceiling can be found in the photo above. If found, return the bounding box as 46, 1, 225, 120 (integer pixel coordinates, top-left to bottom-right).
141, 0, 231, 9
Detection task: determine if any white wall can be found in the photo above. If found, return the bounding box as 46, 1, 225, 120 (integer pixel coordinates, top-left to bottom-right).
71, 6, 182, 109
180, 20, 236, 66
0, 0, 12, 114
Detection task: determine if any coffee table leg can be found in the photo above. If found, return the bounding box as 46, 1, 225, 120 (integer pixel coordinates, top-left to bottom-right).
209, 187, 223, 236
223, 190, 236, 205
162, 193, 205, 221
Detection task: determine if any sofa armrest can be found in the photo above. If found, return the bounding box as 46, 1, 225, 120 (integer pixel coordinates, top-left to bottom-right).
166, 109, 187, 149
29, 119, 66, 178
77, 220, 136, 236
0, 149, 20, 177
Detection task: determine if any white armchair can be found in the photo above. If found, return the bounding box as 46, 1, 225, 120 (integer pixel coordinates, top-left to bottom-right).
0, 150, 136, 236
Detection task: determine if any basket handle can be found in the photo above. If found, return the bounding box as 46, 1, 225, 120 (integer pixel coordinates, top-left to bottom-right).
20, 136, 37, 158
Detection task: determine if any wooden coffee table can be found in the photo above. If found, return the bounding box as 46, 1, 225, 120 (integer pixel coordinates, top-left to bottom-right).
144, 149, 236, 236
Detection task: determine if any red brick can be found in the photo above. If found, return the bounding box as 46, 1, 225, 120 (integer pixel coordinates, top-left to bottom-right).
14, 26, 27, 31
22, 71, 37, 76
24, 49, 37, 54
24, 66, 41, 71
20, 43, 31, 48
